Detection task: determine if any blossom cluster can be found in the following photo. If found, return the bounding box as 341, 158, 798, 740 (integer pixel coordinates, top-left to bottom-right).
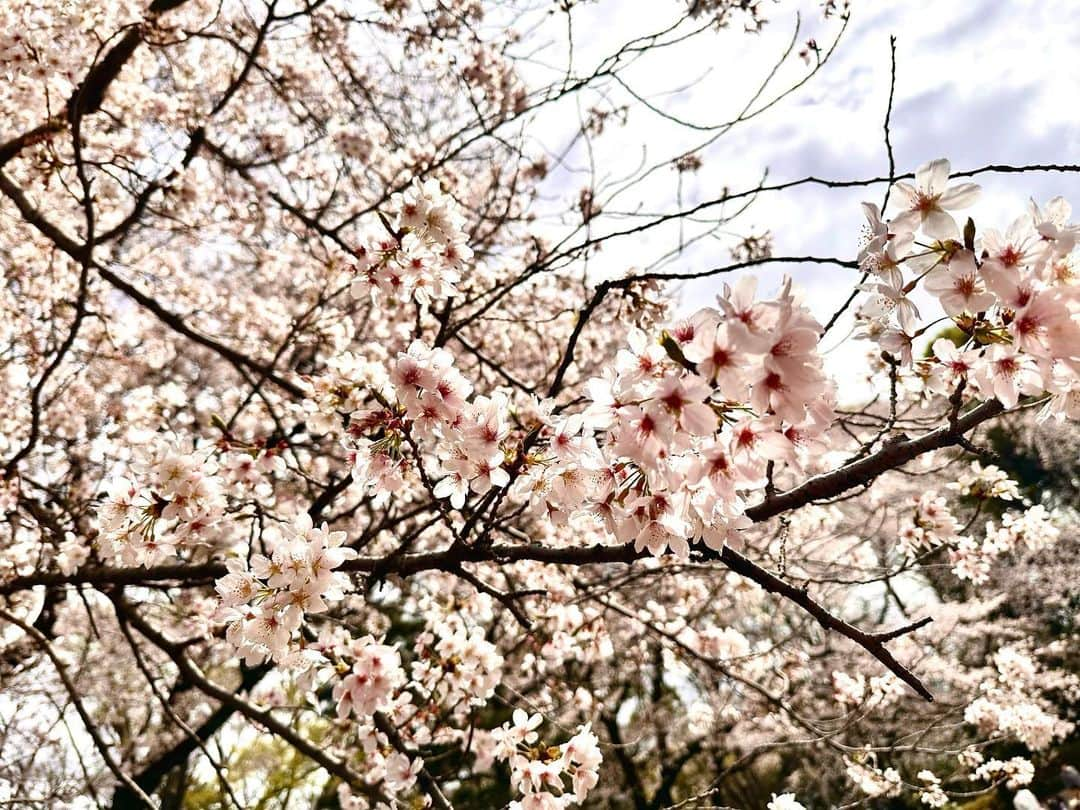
492, 710, 603, 809
336, 339, 512, 507
97, 443, 226, 567
963, 645, 1076, 751
895, 463, 1061, 584
844, 751, 902, 799
897, 491, 961, 559
513, 276, 834, 558
856, 159, 1080, 416
946, 460, 1021, 501
331, 634, 407, 720
349, 178, 471, 306
767, 794, 807, 810
323, 616, 512, 806
214, 512, 357, 666
323, 274, 837, 559
951, 501, 1060, 584
972, 757, 1036, 789
916, 770, 948, 808
831, 671, 905, 708
409, 623, 504, 708
94, 431, 294, 571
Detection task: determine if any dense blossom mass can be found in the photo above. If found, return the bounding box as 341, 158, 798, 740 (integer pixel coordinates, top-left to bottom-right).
0, 0, 1078, 808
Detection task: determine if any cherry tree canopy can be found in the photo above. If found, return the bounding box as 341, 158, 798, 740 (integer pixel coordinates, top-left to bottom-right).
1, 1, 1078, 808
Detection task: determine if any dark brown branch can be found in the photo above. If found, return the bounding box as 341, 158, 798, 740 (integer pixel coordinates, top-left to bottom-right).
117, 600, 381, 800
0, 607, 158, 808
2, 398, 1007, 700
0, 168, 304, 399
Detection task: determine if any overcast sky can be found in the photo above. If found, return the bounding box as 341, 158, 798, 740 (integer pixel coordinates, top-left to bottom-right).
512, 0, 1080, 396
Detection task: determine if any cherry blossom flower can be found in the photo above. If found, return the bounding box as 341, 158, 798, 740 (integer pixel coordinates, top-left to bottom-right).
333, 636, 406, 719
892, 158, 981, 239
767, 793, 807, 810
973, 346, 1044, 408
932, 338, 980, 387
923, 250, 995, 315
682, 321, 750, 397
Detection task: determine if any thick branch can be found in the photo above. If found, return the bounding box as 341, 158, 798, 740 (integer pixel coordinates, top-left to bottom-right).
1, 398, 1007, 700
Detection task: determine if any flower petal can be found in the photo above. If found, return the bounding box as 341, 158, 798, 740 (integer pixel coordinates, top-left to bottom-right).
939, 182, 981, 210
916, 158, 951, 195
922, 208, 959, 240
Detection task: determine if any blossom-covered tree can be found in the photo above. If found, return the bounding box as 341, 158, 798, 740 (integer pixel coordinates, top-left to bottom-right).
1, 1, 1077, 808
